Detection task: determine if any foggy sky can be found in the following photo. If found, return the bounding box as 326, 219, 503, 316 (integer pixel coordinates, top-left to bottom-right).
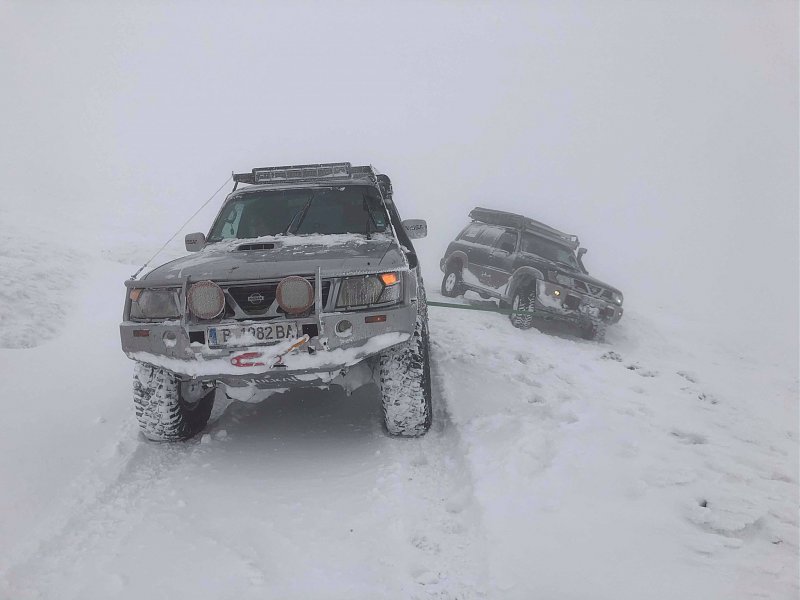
1, 1, 797, 352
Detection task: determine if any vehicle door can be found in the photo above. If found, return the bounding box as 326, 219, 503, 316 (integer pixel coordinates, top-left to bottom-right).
484, 229, 518, 291
471, 226, 504, 288
456, 223, 486, 285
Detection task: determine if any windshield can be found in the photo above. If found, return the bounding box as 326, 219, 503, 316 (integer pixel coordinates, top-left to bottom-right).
207, 185, 390, 241
520, 233, 579, 270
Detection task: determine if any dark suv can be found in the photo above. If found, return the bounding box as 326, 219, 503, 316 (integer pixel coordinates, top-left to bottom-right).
439, 207, 623, 339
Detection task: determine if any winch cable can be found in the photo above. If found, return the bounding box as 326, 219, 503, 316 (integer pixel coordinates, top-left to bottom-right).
130, 174, 233, 280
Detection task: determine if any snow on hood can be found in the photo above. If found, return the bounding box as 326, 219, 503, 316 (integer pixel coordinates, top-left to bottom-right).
136, 232, 406, 285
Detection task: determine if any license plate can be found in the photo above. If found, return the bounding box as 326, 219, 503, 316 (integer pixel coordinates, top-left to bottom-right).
207, 322, 298, 348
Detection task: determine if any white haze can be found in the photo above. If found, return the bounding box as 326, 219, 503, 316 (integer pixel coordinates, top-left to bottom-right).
1, 0, 797, 357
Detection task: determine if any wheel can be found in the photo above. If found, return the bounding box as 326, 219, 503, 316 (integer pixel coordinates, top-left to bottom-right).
509, 285, 537, 330
579, 321, 606, 341
378, 313, 432, 437
478, 292, 491, 300
440, 264, 464, 298
132, 362, 215, 441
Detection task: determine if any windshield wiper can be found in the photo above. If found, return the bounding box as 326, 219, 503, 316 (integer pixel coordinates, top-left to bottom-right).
284, 193, 315, 235
362, 196, 379, 240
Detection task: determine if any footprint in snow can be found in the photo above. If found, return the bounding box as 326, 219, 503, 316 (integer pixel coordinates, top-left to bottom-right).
411, 534, 441, 555
670, 429, 708, 445
601, 350, 623, 362
626, 364, 658, 377
696, 391, 719, 405
680, 387, 720, 405
677, 370, 698, 383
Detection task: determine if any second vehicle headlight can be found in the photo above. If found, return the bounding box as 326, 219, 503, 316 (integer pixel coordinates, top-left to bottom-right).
129, 288, 181, 320
336, 272, 402, 309
612, 291, 623, 305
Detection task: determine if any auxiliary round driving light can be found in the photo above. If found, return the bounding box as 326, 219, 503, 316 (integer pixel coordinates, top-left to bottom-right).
188, 280, 225, 320
335, 319, 353, 338
276, 276, 315, 315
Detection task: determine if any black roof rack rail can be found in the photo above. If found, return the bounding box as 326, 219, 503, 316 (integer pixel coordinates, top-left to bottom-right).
232, 162, 378, 188
469, 207, 580, 249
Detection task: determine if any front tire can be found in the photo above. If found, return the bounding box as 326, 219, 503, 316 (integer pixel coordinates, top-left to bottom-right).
509, 285, 537, 330
378, 314, 432, 437
440, 264, 464, 298
132, 362, 215, 441
579, 321, 606, 341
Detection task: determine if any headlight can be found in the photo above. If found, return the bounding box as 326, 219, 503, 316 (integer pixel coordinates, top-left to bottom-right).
276, 276, 315, 314
612, 291, 623, 305
187, 280, 225, 320
129, 288, 180, 320
336, 272, 402, 309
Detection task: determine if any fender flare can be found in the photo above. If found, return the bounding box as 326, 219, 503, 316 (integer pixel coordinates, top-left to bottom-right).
443, 250, 469, 273
506, 266, 545, 302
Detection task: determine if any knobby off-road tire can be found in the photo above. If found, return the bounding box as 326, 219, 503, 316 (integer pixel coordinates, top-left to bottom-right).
580, 321, 607, 342
378, 312, 433, 437
440, 264, 464, 298
509, 285, 537, 330
132, 362, 215, 442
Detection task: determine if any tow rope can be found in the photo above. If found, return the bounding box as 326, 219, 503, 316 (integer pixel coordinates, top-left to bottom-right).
427, 300, 535, 316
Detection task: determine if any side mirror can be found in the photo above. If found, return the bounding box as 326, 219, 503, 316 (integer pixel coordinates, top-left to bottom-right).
185, 232, 206, 252
402, 219, 427, 239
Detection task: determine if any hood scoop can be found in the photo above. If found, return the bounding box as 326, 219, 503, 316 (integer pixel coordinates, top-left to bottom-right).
236, 242, 276, 251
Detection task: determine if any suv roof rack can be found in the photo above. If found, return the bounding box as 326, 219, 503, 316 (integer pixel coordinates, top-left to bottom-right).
232, 162, 378, 187
469, 207, 580, 249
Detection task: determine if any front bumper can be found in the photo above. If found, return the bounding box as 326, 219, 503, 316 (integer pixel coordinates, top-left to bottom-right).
535, 280, 623, 325
120, 302, 416, 385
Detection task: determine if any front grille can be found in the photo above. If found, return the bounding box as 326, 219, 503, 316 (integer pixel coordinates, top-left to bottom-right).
228, 283, 279, 315
574, 278, 605, 298
587, 284, 604, 297
226, 280, 332, 317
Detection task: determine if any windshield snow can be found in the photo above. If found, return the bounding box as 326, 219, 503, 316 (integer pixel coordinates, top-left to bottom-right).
207, 185, 389, 241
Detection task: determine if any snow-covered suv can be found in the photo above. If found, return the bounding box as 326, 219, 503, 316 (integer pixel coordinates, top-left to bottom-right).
120, 163, 431, 441
440, 207, 623, 339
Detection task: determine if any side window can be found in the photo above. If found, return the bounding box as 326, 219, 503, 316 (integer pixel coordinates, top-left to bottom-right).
495, 231, 518, 253
476, 226, 503, 247
459, 223, 483, 242
521, 234, 541, 255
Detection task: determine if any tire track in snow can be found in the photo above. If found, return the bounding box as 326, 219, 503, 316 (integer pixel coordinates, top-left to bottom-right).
1, 379, 490, 599
1, 427, 199, 599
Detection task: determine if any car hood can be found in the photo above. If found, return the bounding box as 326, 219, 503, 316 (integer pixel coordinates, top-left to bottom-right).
138, 234, 406, 286
571, 272, 621, 295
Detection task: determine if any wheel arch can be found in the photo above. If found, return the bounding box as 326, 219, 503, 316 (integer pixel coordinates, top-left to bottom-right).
506, 266, 544, 301
444, 250, 468, 272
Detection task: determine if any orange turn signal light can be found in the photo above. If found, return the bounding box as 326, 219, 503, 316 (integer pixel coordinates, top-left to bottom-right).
379, 272, 399, 286
129, 288, 143, 302
365, 315, 387, 324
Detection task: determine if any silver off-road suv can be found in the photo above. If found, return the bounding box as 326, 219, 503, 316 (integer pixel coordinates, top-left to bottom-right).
120, 163, 431, 441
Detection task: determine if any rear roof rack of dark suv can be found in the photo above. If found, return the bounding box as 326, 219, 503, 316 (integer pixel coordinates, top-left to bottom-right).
468, 207, 580, 250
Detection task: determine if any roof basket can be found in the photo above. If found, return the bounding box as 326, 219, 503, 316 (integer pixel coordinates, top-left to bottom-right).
469, 207, 580, 249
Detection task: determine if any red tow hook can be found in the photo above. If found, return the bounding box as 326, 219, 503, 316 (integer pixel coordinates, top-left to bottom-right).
230, 352, 265, 368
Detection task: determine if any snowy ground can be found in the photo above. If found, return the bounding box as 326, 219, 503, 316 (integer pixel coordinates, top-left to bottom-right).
0, 226, 797, 599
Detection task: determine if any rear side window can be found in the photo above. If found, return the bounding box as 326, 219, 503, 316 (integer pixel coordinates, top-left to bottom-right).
459, 223, 483, 242
495, 231, 518, 253
476, 226, 504, 247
